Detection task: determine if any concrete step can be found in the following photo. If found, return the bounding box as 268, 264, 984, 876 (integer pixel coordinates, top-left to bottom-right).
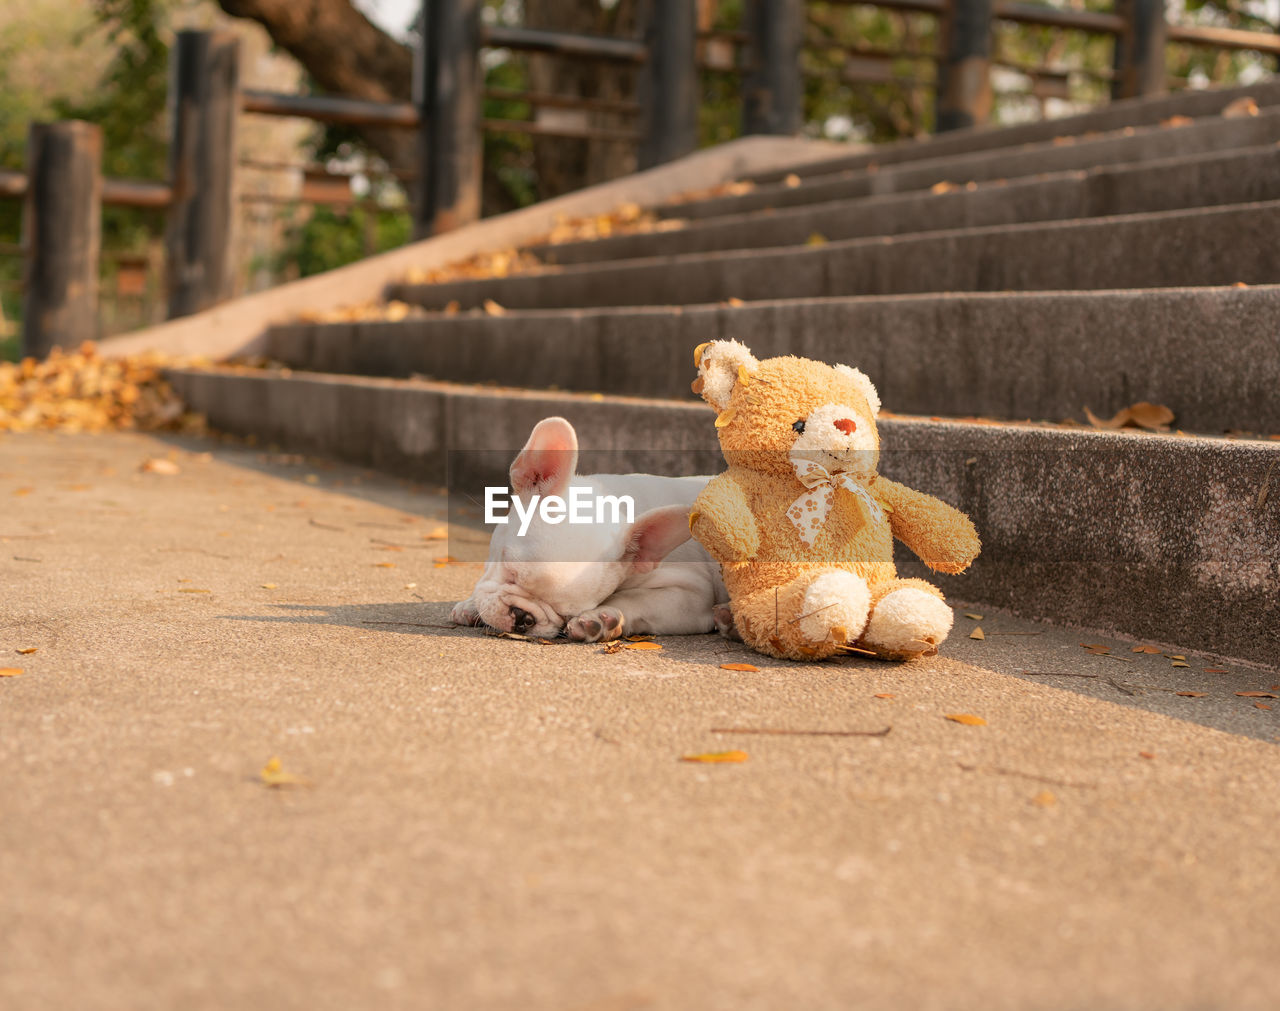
262, 285, 1280, 436
533, 143, 1280, 266
743, 78, 1280, 185
657, 107, 1280, 222
387, 200, 1280, 312
166, 365, 1280, 668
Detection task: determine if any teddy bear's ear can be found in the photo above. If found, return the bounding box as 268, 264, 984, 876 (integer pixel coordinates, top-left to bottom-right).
692, 339, 759, 411
835, 364, 881, 417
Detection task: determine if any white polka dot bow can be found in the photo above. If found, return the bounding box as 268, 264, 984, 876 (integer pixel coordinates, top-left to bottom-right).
787, 454, 887, 546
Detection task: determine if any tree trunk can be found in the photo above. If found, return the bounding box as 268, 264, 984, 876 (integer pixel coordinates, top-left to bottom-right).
216, 0, 416, 173
523, 0, 639, 200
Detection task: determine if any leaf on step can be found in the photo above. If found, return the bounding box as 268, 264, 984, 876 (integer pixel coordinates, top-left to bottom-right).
482, 299, 506, 316
1138, 750, 1156, 759
373, 562, 396, 568
1222, 97, 1259, 118
930, 181, 956, 194
141, 457, 181, 475
601, 641, 625, 654
1080, 643, 1111, 654
1236, 691, 1278, 698
16, 647, 37, 655
681, 750, 748, 763
384, 300, 410, 322
178, 588, 210, 593
625, 641, 662, 651
1132, 645, 1163, 654
968, 626, 985, 640
1171, 661, 1190, 668
1167, 654, 1186, 660
1176, 692, 1207, 697
806, 232, 828, 246
1160, 114, 1194, 128
782, 173, 801, 188
1255, 702, 1272, 710
0, 667, 22, 677
260, 756, 307, 788
964, 612, 983, 620
1031, 789, 1056, 807
874, 693, 895, 699
261, 583, 277, 589
422, 526, 448, 540
1203, 668, 1228, 674
720, 662, 759, 672
945, 713, 986, 726
1083, 402, 1174, 431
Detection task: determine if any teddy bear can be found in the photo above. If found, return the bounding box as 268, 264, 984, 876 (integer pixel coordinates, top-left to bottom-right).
689, 339, 981, 662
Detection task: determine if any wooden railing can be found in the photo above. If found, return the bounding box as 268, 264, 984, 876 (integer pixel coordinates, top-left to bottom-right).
1, 0, 1277, 359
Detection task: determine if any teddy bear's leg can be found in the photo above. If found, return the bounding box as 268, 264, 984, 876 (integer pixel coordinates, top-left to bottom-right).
857, 577, 954, 661
732, 568, 871, 660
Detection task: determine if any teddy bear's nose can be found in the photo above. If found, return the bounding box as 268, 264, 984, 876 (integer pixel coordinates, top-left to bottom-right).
834, 418, 857, 435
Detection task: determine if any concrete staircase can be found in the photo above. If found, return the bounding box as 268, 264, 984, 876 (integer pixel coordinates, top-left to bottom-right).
166, 80, 1280, 667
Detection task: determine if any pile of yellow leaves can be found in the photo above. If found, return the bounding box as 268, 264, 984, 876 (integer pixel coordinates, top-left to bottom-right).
0, 342, 205, 435
402, 247, 543, 287
535, 202, 686, 246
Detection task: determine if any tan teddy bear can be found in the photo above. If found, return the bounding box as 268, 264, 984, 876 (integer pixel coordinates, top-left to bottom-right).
689, 339, 981, 662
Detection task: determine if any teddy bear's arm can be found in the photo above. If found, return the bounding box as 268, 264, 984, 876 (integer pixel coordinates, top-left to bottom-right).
874, 477, 981, 575
691, 476, 760, 563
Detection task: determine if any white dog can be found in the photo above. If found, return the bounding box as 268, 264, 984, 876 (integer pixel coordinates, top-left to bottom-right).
451, 417, 728, 641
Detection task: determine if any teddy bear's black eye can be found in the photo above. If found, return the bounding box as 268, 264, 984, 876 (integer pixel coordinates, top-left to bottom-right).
792, 419, 806, 434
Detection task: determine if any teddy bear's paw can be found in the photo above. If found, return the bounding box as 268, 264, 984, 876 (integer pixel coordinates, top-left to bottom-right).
861, 588, 953, 661
712, 603, 741, 641
567, 606, 625, 643
799, 571, 871, 644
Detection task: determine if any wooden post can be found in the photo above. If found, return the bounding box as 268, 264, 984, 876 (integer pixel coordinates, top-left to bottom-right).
935, 0, 993, 132
416, 0, 483, 238
743, 0, 803, 136
21, 121, 102, 358
166, 29, 239, 320
639, 0, 699, 169
1112, 0, 1167, 100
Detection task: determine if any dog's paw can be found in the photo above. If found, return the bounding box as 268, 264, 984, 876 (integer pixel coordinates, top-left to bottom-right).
566, 606, 624, 643
712, 603, 741, 641
450, 599, 482, 626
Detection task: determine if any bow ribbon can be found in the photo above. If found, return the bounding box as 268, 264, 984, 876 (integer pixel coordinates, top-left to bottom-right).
786, 455, 886, 546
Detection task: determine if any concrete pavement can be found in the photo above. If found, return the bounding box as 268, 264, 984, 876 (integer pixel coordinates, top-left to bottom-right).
3, 432, 1279, 1010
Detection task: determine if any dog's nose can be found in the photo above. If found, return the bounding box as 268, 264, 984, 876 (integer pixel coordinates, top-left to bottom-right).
511, 607, 535, 633
834, 418, 857, 435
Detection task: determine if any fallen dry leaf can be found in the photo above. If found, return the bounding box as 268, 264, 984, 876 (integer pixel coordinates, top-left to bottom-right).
968, 626, 985, 640
720, 662, 759, 672
1161, 114, 1194, 128
1138, 750, 1156, 759
1202, 667, 1228, 674
1236, 691, 1278, 698
178, 588, 210, 594
261, 582, 277, 589
964, 612, 983, 620
930, 180, 956, 194
422, 526, 448, 540
680, 750, 748, 764
1171, 661, 1190, 668
1031, 789, 1057, 807
12, 487, 34, 496
1255, 702, 1273, 710
1168, 654, 1186, 661
383, 300, 410, 322
624, 641, 662, 651
0, 667, 22, 677
141, 457, 181, 476
601, 641, 625, 654
874, 693, 896, 699
805, 232, 827, 246
783, 173, 801, 188
1176, 692, 1208, 697
482, 299, 506, 317
945, 713, 987, 726
373, 562, 397, 569
260, 756, 306, 788
1132, 645, 1163, 654
16, 647, 37, 655
1221, 97, 1258, 118
1083, 401, 1174, 431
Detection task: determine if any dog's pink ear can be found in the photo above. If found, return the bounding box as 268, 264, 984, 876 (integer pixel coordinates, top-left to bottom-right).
623, 504, 693, 574
510, 417, 578, 498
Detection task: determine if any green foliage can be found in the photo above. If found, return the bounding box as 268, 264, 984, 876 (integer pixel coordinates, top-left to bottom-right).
272, 204, 411, 279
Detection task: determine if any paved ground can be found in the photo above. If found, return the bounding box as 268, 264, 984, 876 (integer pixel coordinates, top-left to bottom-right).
3, 431, 1279, 1011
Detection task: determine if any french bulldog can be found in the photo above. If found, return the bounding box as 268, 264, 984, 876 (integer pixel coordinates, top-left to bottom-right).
450, 417, 728, 642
